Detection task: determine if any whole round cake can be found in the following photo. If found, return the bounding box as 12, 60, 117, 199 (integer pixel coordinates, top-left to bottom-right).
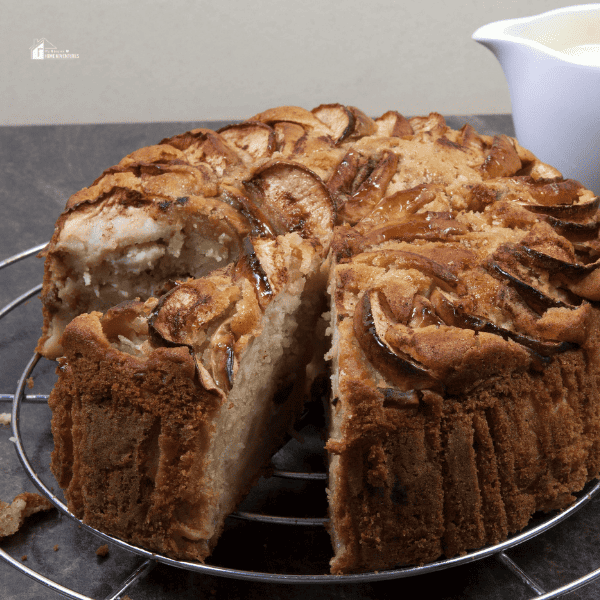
40, 105, 600, 574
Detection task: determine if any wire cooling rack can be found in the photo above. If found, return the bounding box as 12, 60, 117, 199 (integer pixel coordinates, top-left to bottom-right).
3, 245, 600, 600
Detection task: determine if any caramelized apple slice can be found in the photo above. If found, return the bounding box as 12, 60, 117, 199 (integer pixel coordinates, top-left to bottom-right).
518, 244, 600, 276
250, 105, 332, 136
385, 321, 539, 393
219, 184, 277, 238
147, 278, 239, 394
520, 196, 599, 220
461, 183, 500, 212
311, 103, 355, 143
327, 148, 363, 202
356, 249, 462, 292
353, 290, 436, 389
148, 274, 239, 348
217, 121, 277, 160
375, 111, 414, 137
132, 162, 220, 199
97, 145, 187, 181
486, 261, 571, 313
514, 244, 600, 301
161, 130, 242, 176
347, 106, 377, 138
243, 160, 335, 243
479, 135, 522, 179
511, 176, 585, 206
539, 215, 600, 241
209, 320, 237, 392
338, 150, 399, 224
234, 237, 273, 309
272, 121, 307, 156
409, 295, 444, 328
90, 142, 221, 200
409, 112, 447, 136
355, 184, 442, 232
430, 289, 576, 358
458, 124, 486, 152
364, 212, 469, 245
328, 150, 393, 210
159, 127, 214, 149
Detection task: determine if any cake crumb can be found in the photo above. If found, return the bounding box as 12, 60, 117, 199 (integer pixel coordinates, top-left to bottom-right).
0, 413, 10, 426
0, 492, 54, 538
96, 544, 109, 557
53, 544, 59, 551
21, 555, 27, 561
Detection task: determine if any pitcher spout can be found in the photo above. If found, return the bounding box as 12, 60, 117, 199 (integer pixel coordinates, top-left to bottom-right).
472, 21, 510, 55
472, 17, 535, 67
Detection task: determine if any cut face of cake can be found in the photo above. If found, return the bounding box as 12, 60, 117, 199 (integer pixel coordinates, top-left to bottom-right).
37, 133, 336, 360
41, 104, 600, 574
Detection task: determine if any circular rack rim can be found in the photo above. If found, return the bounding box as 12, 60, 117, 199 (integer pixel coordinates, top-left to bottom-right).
11, 352, 600, 585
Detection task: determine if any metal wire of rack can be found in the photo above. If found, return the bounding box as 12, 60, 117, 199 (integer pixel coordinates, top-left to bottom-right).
3, 246, 600, 600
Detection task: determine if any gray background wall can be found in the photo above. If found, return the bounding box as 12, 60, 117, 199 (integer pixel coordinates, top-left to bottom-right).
2, 0, 592, 125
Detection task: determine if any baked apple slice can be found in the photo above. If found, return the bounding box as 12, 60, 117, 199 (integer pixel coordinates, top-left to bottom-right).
353, 289, 436, 390
311, 103, 356, 144
243, 160, 335, 246
354, 184, 442, 232
520, 196, 599, 220
161, 129, 243, 177
511, 176, 585, 206
430, 288, 576, 359
375, 110, 414, 137
479, 135, 522, 179
217, 121, 277, 161
337, 150, 398, 224
250, 105, 333, 136
362, 212, 469, 245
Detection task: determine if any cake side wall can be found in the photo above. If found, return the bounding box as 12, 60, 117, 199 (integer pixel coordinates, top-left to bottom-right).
49, 313, 223, 561
327, 314, 600, 573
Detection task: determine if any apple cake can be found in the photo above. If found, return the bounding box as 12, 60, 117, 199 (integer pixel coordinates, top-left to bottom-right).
41, 104, 600, 573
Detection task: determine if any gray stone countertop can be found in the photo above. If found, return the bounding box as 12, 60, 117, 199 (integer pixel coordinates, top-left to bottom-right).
2, 114, 600, 600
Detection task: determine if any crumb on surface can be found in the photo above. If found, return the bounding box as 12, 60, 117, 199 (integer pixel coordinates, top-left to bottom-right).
0, 492, 54, 538
53, 544, 59, 551
21, 555, 27, 561
96, 544, 109, 557
0, 413, 10, 426
27, 377, 34, 389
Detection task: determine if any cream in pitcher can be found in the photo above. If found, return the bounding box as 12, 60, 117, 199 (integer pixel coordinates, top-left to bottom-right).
473, 4, 600, 194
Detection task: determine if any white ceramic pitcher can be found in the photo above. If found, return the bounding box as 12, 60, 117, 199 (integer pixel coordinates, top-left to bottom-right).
473, 4, 600, 194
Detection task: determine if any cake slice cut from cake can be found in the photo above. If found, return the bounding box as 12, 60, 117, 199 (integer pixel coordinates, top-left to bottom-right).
49, 232, 327, 560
